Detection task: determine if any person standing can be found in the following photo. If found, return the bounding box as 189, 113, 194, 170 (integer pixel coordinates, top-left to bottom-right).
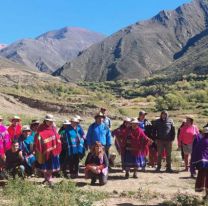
112, 117, 131, 171
178, 115, 199, 171
62, 117, 85, 178
192, 127, 208, 200
0, 116, 11, 178
137, 111, 152, 171
86, 112, 112, 158
100, 108, 112, 129
34, 114, 61, 185
152, 111, 175, 173
7, 115, 22, 141
59, 120, 71, 175
122, 118, 152, 178
18, 125, 36, 176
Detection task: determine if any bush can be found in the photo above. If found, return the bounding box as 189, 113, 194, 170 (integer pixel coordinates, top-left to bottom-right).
155, 93, 187, 111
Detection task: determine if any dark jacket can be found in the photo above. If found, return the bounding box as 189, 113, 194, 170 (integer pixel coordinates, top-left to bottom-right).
152, 117, 175, 141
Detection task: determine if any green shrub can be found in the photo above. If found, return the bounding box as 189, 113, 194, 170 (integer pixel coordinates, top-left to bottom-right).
155, 93, 187, 111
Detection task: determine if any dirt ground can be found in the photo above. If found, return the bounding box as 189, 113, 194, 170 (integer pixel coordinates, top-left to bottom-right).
26, 165, 203, 206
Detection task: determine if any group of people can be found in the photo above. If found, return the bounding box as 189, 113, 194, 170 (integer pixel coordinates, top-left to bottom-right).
0, 109, 207, 198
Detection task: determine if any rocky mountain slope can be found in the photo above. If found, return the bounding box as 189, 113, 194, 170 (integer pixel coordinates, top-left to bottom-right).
54, 0, 208, 82
0, 27, 105, 73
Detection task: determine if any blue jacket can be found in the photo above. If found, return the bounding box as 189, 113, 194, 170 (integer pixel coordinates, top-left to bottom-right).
64, 125, 85, 156
86, 122, 112, 147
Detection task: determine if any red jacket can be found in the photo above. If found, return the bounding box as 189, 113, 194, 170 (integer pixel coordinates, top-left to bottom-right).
7, 124, 22, 141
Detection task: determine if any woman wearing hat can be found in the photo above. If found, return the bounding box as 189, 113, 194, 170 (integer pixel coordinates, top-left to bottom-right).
192, 127, 208, 200
121, 118, 152, 178
112, 117, 131, 171
59, 120, 71, 175
18, 125, 36, 176
62, 117, 85, 178
34, 114, 62, 185
178, 115, 199, 171
7, 115, 22, 141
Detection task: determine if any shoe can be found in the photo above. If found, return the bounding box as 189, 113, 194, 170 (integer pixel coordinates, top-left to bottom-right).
166, 168, 174, 173
155, 167, 161, 172
133, 172, 138, 179
125, 171, 129, 179
203, 195, 208, 200
141, 167, 146, 172
91, 178, 96, 186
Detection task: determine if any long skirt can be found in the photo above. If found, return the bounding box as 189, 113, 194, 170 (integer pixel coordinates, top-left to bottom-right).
195, 168, 208, 192
124, 150, 146, 169
37, 155, 60, 173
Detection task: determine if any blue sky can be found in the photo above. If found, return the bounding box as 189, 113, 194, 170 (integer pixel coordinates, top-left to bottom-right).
0, 0, 191, 44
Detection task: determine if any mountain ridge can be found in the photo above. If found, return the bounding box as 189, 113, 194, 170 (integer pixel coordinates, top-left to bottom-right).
54, 0, 208, 82
0, 27, 105, 73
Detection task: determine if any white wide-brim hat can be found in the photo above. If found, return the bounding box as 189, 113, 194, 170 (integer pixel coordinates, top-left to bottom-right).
44, 114, 55, 122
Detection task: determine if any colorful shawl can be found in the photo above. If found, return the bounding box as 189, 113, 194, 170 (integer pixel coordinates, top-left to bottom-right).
121, 127, 150, 156
64, 125, 85, 156
0, 124, 11, 157
34, 123, 61, 164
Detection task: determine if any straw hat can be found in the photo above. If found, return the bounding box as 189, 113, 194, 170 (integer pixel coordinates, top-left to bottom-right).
22, 125, 31, 131
74, 115, 83, 121
70, 117, 80, 123
44, 114, 55, 122
131, 118, 139, 124
31, 120, 40, 125
10, 115, 21, 122
203, 127, 208, 134
63, 120, 71, 125
94, 112, 105, 119
123, 117, 131, 122
186, 115, 194, 121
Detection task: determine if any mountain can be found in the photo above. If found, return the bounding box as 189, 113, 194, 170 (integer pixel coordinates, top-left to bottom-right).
0, 44, 7, 50
54, 0, 208, 82
0, 27, 105, 73
158, 28, 208, 77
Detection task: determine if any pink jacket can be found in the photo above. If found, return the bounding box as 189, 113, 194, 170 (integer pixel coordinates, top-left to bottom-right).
178, 125, 199, 146
0, 124, 11, 157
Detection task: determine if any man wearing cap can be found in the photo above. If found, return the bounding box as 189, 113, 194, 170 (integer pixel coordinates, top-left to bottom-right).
138, 111, 153, 171
100, 108, 112, 129
86, 112, 112, 158
152, 111, 175, 173
7, 115, 22, 141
